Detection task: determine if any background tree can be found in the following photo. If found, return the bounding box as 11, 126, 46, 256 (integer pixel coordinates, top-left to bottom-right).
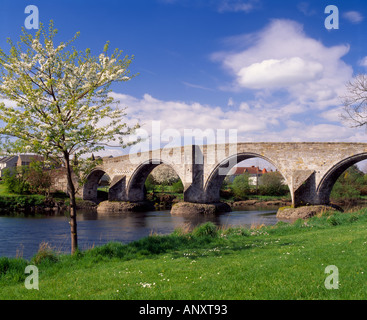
330, 165, 364, 201
2, 167, 30, 195
341, 74, 367, 128
171, 180, 184, 193
2, 161, 52, 196
26, 161, 52, 196
145, 174, 157, 193
0, 21, 140, 254
231, 173, 250, 200
150, 164, 180, 185
259, 171, 288, 196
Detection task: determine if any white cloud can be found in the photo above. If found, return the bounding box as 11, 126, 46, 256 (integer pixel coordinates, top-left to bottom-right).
217, 0, 259, 13
158, 0, 260, 13
359, 56, 367, 68
227, 97, 234, 107
320, 107, 344, 122
343, 11, 364, 24
297, 2, 316, 16
239, 102, 250, 111
111, 92, 271, 136
237, 57, 323, 89
105, 91, 367, 148
212, 19, 353, 110
90, 19, 363, 156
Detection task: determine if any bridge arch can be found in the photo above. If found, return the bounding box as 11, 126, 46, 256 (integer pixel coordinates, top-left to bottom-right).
83, 168, 111, 202
204, 152, 290, 203
317, 153, 367, 204
127, 159, 184, 202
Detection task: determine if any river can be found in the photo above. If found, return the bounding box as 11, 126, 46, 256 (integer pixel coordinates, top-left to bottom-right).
0, 206, 281, 259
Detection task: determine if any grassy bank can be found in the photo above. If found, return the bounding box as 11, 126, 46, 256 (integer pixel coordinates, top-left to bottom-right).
1, 207, 367, 300
0, 183, 47, 212
0, 182, 96, 213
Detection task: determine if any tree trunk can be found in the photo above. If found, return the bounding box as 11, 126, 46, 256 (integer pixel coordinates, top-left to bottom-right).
64, 152, 78, 254
69, 190, 78, 254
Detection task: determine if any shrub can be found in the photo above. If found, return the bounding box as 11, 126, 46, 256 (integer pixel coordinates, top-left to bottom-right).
259, 172, 288, 196
0, 257, 28, 282
145, 174, 156, 192
330, 165, 364, 200
231, 174, 250, 200
2, 167, 30, 194
331, 181, 360, 200
327, 215, 342, 226
221, 226, 250, 237
192, 222, 217, 238
0, 257, 10, 276
348, 214, 359, 223
171, 180, 184, 193
31, 242, 59, 265
26, 161, 52, 195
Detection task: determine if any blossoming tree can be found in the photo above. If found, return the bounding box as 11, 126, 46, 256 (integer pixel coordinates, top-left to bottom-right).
0, 21, 140, 254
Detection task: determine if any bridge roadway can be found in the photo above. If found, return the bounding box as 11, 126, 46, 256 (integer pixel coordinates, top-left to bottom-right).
81, 142, 367, 207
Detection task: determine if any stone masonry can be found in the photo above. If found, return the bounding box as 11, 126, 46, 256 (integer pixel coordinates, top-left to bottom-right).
79, 142, 367, 207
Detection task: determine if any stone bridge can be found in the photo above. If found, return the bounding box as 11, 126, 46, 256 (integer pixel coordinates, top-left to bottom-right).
81, 142, 367, 207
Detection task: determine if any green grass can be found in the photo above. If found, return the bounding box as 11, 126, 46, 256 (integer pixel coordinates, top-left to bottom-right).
1, 208, 367, 300
0, 181, 68, 212
0, 187, 46, 212
0, 182, 12, 196
244, 194, 291, 201
219, 188, 292, 202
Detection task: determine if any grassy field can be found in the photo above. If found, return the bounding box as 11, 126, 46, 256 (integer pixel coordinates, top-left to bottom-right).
0, 207, 367, 300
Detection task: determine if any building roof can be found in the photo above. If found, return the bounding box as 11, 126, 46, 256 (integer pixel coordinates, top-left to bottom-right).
17, 154, 44, 162
232, 166, 268, 175
0, 154, 44, 165
0, 156, 18, 163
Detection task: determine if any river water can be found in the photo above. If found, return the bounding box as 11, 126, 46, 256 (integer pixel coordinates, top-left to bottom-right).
0, 206, 281, 259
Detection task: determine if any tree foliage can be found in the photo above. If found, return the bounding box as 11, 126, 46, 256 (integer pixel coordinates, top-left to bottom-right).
2, 167, 30, 195
150, 164, 180, 185
0, 21, 140, 253
2, 162, 53, 196
258, 171, 288, 196
231, 173, 250, 199
331, 165, 365, 200
26, 161, 52, 195
0, 21, 139, 164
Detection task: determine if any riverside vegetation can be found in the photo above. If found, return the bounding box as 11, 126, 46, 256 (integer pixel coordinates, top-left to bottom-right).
1, 163, 367, 213
0, 207, 366, 299
145, 165, 367, 208
1, 165, 367, 299
0, 164, 96, 213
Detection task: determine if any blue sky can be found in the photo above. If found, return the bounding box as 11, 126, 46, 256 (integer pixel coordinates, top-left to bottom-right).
1, 0, 367, 158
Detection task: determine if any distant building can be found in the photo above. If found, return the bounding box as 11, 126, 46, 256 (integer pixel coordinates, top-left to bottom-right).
17, 154, 44, 167
0, 156, 18, 178
228, 166, 270, 186
0, 154, 44, 178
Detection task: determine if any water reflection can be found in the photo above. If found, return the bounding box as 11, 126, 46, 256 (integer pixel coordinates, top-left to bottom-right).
0, 206, 281, 259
